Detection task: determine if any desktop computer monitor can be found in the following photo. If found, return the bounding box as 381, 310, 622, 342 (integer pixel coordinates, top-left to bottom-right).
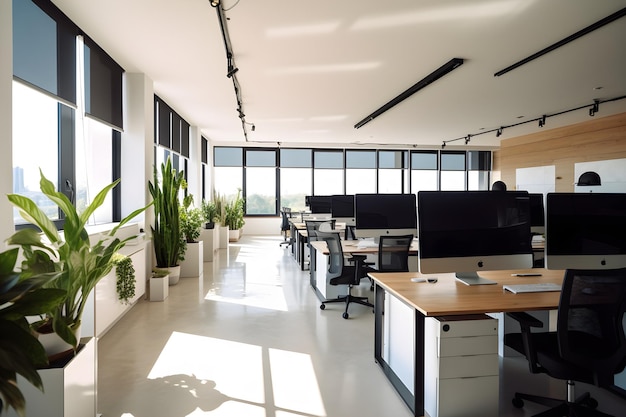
545, 192, 626, 270
354, 193, 417, 240
528, 193, 545, 235
331, 195, 355, 226
417, 191, 533, 285
307, 195, 332, 215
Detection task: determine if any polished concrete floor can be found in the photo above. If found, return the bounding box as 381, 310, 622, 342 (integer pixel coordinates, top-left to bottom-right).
97, 235, 626, 417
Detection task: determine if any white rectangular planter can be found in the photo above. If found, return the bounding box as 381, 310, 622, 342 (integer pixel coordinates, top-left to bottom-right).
219, 226, 229, 248
199, 227, 219, 262
228, 229, 241, 242
8, 337, 96, 417
181, 241, 203, 277
149, 274, 169, 301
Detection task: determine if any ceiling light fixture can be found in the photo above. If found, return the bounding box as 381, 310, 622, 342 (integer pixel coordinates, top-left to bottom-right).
538, 115, 546, 127
589, 99, 600, 116
494, 7, 626, 77
496, 127, 503, 137
465, 134, 471, 145
354, 58, 464, 129
210, 0, 220, 7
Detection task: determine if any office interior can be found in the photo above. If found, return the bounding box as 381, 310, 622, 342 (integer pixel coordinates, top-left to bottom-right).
2, 1, 626, 417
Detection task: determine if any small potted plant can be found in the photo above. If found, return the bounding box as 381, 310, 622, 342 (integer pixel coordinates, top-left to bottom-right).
224, 189, 245, 241
149, 268, 170, 301
201, 199, 218, 229
179, 195, 205, 277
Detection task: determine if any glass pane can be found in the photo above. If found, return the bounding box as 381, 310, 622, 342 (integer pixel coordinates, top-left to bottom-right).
76, 117, 113, 224
313, 169, 343, 195
246, 149, 276, 167
468, 151, 491, 171
314, 151, 343, 169
410, 170, 439, 194
214, 166, 243, 202
440, 171, 466, 190
441, 152, 466, 170
346, 150, 376, 168
214, 147, 243, 166
346, 169, 376, 194
379, 151, 405, 169
12, 81, 60, 223
378, 169, 403, 193
245, 167, 276, 215
411, 151, 438, 170
280, 149, 311, 168
468, 171, 490, 190
280, 168, 311, 212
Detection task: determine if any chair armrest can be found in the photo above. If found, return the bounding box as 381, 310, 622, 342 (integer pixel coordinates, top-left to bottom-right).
505, 312, 545, 374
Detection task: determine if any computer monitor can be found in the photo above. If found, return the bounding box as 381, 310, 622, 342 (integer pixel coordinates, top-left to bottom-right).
354, 193, 417, 240
331, 195, 355, 226
528, 193, 545, 235
417, 191, 533, 285
307, 195, 332, 215
545, 192, 626, 270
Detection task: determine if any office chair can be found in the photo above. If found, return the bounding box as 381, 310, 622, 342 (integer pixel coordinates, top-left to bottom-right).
504, 268, 626, 417
317, 231, 374, 319
367, 234, 413, 290
305, 219, 335, 242
279, 208, 293, 247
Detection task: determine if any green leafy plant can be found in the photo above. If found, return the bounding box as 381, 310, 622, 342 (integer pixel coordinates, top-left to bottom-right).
223, 189, 245, 231
180, 195, 204, 243
213, 191, 227, 227
200, 199, 218, 228
6, 170, 150, 350
148, 157, 185, 268
0, 248, 65, 417
112, 254, 135, 305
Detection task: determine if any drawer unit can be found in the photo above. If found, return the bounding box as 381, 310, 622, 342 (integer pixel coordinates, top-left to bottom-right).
425, 315, 499, 417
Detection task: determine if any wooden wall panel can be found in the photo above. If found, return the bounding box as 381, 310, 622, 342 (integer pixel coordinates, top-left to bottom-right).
494, 112, 626, 192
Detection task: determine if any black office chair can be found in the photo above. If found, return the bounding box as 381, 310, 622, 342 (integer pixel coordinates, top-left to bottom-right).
365, 234, 413, 290
279, 207, 293, 247
317, 231, 374, 319
504, 268, 626, 417
305, 219, 335, 242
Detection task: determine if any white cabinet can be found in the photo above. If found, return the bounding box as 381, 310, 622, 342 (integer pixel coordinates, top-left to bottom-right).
424, 315, 499, 417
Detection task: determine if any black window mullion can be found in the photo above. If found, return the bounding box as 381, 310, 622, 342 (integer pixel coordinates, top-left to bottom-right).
57, 103, 75, 228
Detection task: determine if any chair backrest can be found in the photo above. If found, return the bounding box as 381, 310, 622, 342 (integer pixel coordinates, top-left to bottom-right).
557, 268, 626, 386
378, 235, 413, 272
305, 219, 336, 241
315, 231, 345, 279
280, 208, 291, 232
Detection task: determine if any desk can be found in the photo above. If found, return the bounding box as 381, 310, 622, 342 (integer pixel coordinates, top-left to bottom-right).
309, 239, 419, 302
368, 268, 564, 417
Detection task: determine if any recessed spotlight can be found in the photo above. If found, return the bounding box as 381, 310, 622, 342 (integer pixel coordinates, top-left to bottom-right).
516, 115, 524, 119
593, 86, 603, 90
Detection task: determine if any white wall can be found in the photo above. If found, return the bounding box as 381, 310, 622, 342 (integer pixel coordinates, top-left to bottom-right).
0, 0, 14, 246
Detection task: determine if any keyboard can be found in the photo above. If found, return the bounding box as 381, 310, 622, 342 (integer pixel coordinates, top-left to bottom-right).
503, 283, 562, 294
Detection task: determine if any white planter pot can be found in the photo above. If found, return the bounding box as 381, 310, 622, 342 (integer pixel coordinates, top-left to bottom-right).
181, 241, 203, 277
149, 274, 169, 301
36, 324, 81, 360
219, 225, 229, 248
228, 228, 241, 242
199, 228, 218, 262
168, 265, 181, 286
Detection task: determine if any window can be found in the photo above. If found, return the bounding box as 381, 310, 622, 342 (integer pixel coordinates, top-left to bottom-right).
467, 151, 491, 190
214, 147, 243, 201
440, 151, 466, 191
378, 150, 407, 193
245, 149, 276, 215
410, 151, 438, 194
346, 150, 376, 194
280, 149, 311, 212
313, 150, 344, 195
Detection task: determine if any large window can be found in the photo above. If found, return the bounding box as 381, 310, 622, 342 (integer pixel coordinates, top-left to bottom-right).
12, 0, 123, 228
214, 146, 491, 216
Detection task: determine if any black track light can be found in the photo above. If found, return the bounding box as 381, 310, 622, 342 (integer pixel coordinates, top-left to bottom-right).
227, 66, 239, 78
210, 0, 220, 7
589, 100, 600, 116
538, 115, 546, 128
496, 127, 503, 137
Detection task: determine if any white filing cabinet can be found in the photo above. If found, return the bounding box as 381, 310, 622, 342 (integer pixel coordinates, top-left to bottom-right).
424, 314, 499, 417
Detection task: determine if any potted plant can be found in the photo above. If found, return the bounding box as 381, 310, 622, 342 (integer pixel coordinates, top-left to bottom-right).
112, 253, 135, 305
6, 170, 150, 356
0, 248, 65, 417
213, 191, 229, 248
149, 268, 169, 302
224, 189, 245, 241
179, 195, 205, 278
148, 157, 185, 285
201, 199, 218, 229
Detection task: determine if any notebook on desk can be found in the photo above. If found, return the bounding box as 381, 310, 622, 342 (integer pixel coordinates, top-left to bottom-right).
503, 283, 562, 294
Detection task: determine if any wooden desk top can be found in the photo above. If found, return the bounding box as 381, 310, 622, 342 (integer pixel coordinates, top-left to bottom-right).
309, 239, 419, 255
368, 268, 564, 317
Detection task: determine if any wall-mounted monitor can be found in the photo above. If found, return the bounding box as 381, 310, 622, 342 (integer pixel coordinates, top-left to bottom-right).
354, 193, 417, 240
545, 192, 626, 270
418, 191, 533, 285
331, 195, 355, 226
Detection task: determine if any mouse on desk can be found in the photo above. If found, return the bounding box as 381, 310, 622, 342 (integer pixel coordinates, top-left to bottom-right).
411, 277, 438, 284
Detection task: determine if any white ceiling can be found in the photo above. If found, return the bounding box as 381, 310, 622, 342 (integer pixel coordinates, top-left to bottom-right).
52, 0, 626, 149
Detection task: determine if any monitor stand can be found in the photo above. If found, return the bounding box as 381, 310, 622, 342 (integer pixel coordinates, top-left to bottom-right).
455, 272, 496, 286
